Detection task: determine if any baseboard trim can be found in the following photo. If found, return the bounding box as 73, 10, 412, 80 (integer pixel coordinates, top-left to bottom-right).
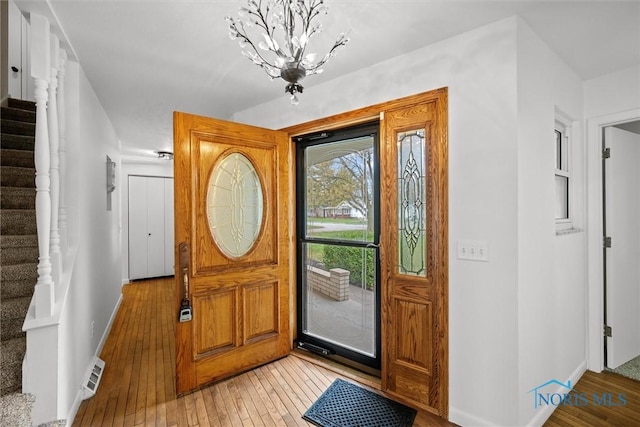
66, 292, 123, 426
526, 360, 587, 427
449, 406, 498, 427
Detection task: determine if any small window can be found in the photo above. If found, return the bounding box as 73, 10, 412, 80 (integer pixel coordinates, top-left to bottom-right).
555, 124, 569, 221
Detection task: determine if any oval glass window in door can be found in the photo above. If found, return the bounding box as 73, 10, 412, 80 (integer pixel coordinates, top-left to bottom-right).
206, 152, 264, 258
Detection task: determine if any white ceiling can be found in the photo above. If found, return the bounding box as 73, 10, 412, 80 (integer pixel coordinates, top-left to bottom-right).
41, 1, 640, 157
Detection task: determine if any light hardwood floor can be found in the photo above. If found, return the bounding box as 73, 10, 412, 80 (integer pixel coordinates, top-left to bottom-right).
544, 369, 640, 426
73, 277, 638, 426
72, 277, 453, 426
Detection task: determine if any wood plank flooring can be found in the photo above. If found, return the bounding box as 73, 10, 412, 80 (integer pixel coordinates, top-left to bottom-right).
544, 369, 640, 427
72, 277, 453, 426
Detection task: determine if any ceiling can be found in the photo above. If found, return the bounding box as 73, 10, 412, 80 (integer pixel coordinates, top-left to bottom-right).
39, 1, 640, 157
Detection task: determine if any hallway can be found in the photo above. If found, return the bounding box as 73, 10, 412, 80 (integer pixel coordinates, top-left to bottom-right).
72, 277, 452, 426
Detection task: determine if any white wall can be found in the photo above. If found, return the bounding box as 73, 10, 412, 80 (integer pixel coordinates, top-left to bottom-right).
516, 20, 586, 426
120, 159, 173, 283
57, 61, 123, 421
235, 17, 521, 426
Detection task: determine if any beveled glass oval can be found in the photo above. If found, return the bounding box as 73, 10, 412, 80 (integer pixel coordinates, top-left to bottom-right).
206, 152, 264, 258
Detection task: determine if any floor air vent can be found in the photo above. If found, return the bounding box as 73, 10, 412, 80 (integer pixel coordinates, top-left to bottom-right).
82, 357, 105, 400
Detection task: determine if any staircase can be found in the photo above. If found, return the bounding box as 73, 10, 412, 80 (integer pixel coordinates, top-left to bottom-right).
1, 98, 38, 396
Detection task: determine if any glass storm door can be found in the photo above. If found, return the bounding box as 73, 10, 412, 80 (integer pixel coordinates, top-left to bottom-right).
296, 122, 381, 371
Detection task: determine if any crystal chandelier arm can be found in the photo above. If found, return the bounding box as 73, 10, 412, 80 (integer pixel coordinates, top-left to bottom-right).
228, 19, 274, 66
306, 31, 349, 73
236, 1, 291, 59
293, 0, 330, 62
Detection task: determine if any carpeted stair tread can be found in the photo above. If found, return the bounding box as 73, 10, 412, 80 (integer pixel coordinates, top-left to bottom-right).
1, 279, 37, 300
1, 296, 30, 341
1, 149, 34, 168
1, 106, 36, 123
1, 263, 38, 282
1, 235, 38, 265
6, 98, 36, 112
0, 134, 35, 151
1, 263, 38, 299
0, 392, 34, 425
0, 210, 36, 235
1, 187, 36, 209
0, 166, 35, 188
1, 337, 26, 371
1, 120, 36, 138
1, 98, 37, 397
1, 234, 38, 248
1, 367, 23, 396
1, 338, 25, 396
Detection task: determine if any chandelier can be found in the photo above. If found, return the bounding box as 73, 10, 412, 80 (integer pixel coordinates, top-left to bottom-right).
226, 0, 349, 105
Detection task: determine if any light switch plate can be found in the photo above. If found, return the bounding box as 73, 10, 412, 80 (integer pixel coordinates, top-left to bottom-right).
457, 240, 489, 262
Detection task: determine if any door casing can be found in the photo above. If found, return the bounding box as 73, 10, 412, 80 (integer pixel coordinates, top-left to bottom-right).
283, 88, 449, 417
174, 89, 449, 417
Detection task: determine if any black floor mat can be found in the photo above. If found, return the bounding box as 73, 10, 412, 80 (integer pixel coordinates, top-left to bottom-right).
303, 378, 417, 427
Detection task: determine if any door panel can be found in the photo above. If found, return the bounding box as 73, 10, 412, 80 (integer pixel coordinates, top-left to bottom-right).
605, 126, 640, 369
174, 112, 291, 394
380, 89, 448, 416
128, 176, 148, 280
164, 178, 175, 276
147, 177, 166, 277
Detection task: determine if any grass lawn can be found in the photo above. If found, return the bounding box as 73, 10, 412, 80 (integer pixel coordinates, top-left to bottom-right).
307, 217, 366, 225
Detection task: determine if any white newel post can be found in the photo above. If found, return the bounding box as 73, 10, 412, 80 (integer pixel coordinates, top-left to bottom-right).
30, 13, 54, 317
48, 35, 62, 288
57, 50, 68, 251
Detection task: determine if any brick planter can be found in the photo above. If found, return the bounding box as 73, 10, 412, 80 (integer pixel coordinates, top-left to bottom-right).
307, 266, 350, 301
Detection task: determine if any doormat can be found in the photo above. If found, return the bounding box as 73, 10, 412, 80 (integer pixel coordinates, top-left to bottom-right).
303, 378, 416, 427
607, 355, 640, 382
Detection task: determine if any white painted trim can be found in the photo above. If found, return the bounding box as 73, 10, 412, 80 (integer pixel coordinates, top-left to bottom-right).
97, 293, 122, 355
526, 360, 587, 427
586, 108, 640, 373
66, 292, 123, 425
449, 407, 498, 427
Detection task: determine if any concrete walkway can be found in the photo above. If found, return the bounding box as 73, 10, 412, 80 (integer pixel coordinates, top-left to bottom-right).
304, 283, 376, 356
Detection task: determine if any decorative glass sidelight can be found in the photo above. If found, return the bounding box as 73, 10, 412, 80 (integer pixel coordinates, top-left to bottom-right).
206, 152, 263, 258
397, 129, 427, 276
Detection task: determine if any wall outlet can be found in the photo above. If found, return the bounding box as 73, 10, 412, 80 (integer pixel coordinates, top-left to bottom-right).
457, 240, 489, 262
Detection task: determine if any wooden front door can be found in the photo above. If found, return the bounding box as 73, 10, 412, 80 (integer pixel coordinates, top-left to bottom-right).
173, 112, 291, 394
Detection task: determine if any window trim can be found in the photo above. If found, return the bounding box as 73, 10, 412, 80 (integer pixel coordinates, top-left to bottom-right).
555, 109, 579, 234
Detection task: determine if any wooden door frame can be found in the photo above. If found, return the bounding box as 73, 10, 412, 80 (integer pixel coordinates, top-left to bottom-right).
281, 88, 449, 417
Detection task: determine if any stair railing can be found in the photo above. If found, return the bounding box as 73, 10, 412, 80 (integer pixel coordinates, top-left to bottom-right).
58, 50, 68, 252
30, 13, 55, 318
27, 14, 70, 318
48, 35, 62, 291
22, 12, 74, 424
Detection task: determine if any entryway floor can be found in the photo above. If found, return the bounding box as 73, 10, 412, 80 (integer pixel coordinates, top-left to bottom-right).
72, 277, 453, 426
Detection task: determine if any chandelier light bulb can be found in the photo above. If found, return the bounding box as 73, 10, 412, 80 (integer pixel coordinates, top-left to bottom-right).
226, 0, 350, 104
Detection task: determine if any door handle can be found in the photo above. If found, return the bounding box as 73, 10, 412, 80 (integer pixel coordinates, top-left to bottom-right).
178, 242, 192, 322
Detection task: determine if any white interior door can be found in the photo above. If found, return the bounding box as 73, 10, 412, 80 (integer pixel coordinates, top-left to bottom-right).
164, 178, 175, 276
605, 126, 640, 369
129, 176, 148, 280
146, 177, 166, 277
8, 1, 29, 99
